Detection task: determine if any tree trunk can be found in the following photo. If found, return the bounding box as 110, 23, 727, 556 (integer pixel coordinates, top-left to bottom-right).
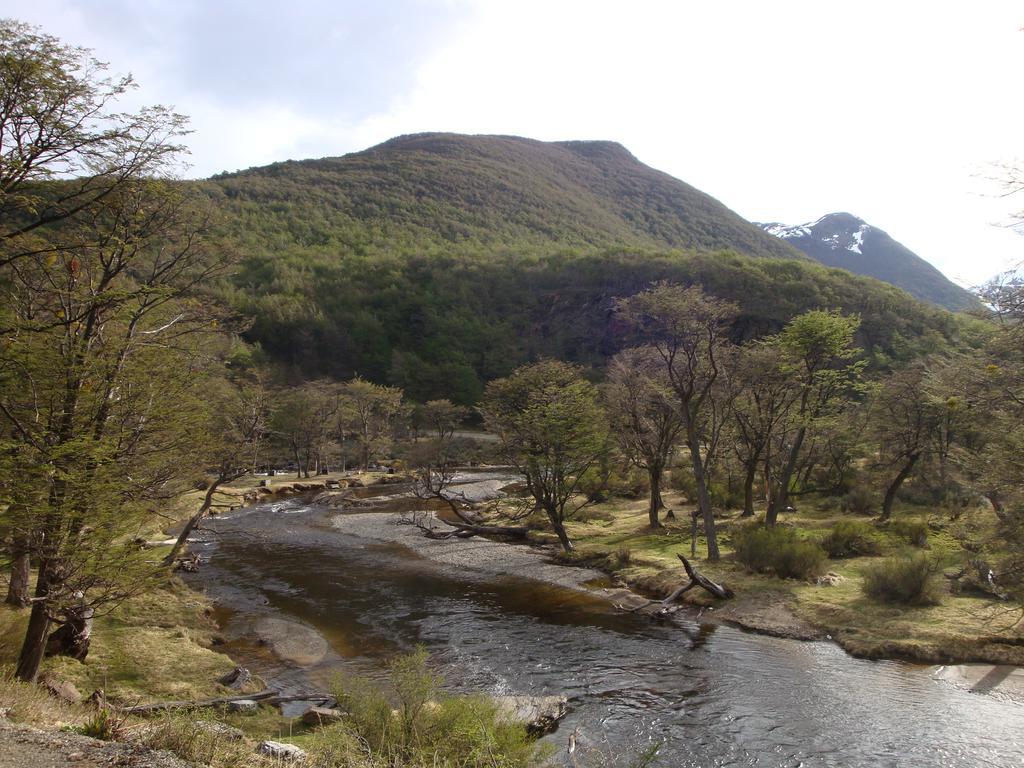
163, 478, 225, 566
648, 467, 664, 528
549, 513, 574, 552
686, 429, 719, 560
6, 542, 30, 607
15, 565, 52, 682
741, 460, 757, 518
45, 605, 93, 661
766, 426, 805, 526
880, 452, 920, 522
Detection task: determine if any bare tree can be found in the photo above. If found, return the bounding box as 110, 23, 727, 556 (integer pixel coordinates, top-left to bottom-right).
605, 346, 685, 528
724, 342, 799, 517
616, 284, 738, 560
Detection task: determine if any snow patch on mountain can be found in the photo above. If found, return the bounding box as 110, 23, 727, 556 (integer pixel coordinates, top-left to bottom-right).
849, 225, 867, 254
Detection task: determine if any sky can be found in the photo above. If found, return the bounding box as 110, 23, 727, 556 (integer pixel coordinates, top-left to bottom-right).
6, 0, 1023, 285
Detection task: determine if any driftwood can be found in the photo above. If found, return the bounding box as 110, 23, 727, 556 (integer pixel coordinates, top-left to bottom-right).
399, 511, 529, 540
217, 666, 253, 691
121, 689, 336, 715
616, 554, 734, 617
121, 690, 278, 714
662, 554, 734, 602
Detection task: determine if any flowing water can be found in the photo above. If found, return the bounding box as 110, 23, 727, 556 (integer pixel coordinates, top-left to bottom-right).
188, 480, 1024, 767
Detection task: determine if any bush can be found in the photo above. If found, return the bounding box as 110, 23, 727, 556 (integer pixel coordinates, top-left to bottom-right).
821, 521, 882, 558
140, 712, 260, 768
327, 648, 545, 768
578, 463, 649, 503
733, 525, 826, 580
891, 520, 929, 548
862, 552, 941, 605
840, 485, 875, 515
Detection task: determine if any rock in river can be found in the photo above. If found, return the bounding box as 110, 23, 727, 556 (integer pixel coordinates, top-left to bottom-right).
494, 695, 568, 735
253, 617, 329, 665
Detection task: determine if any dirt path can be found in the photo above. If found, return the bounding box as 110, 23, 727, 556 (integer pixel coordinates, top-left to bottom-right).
0, 721, 195, 768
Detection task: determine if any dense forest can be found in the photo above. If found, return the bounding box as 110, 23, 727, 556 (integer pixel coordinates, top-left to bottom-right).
190, 134, 978, 402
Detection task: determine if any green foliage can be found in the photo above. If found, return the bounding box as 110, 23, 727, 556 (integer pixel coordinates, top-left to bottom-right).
578, 462, 649, 503
733, 525, 827, 579
862, 552, 942, 605
841, 485, 877, 515
890, 520, 930, 548
196, 132, 967, 403
325, 648, 543, 768
140, 711, 264, 768
821, 521, 883, 558
482, 361, 608, 549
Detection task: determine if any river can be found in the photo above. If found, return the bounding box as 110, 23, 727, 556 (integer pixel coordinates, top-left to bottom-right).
187, 478, 1024, 767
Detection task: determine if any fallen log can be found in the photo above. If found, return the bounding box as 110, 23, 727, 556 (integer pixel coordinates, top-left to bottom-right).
121, 690, 278, 714
664, 554, 734, 602
121, 690, 339, 715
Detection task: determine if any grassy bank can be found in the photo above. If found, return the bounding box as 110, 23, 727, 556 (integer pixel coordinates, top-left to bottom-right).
546, 488, 1024, 666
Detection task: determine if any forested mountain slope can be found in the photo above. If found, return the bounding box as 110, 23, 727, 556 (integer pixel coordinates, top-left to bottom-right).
207, 133, 804, 258
196, 135, 974, 402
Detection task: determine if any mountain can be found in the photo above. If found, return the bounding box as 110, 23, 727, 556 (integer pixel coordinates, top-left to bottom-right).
198, 135, 968, 402
208, 133, 803, 260
757, 213, 978, 311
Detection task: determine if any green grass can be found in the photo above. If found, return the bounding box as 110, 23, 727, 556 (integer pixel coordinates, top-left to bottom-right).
559, 486, 1024, 664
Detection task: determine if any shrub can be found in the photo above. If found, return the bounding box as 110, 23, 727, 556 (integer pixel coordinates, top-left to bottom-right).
840, 485, 875, 515
139, 712, 260, 768
733, 525, 826, 580
821, 521, 882, 558
891, 520, 929, 548
578, 463, 649, 503
862, 552, 941, 605
615, 546, 632, 567
328, 648, 545, 768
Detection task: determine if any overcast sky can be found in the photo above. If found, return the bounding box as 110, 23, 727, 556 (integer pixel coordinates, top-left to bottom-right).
8, 0, 1023, 285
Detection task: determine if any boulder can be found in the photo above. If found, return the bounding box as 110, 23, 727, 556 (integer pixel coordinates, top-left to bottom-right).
217, 666, 253, 691
41, 676, 81, 705
301, 706, 345, 727
196, 721, 245, 741
226, 699, 259, 713
493, 695, 568, 735
257, 741, 308, 761
816, 572, 847, 587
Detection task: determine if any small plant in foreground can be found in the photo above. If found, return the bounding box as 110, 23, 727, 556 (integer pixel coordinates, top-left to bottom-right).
328, 648, 545, 767
862, 552, 942, 605
733, 525, 826, 580
81, 707, 130, 741
821, 521, 882, 558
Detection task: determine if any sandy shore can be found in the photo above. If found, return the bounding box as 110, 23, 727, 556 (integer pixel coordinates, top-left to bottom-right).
329, 511, 607, 592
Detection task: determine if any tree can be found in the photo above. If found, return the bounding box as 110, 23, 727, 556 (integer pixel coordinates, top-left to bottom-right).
163, 378, 270, 566
764, 311, 864, 526
0, 20, 187, 263
270, 382, 334, 478
869, 362, 943, 521
605, 346, 684, 528
0, 22, 230, 682
724, 342, 799, 517
616, 284, 737, 560
416, 399, 469, 442
481, 361, 608, 552
336, 378, 406, 471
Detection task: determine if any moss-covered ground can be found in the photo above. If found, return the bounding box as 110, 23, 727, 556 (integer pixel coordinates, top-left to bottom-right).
544, 488, 1024, 665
